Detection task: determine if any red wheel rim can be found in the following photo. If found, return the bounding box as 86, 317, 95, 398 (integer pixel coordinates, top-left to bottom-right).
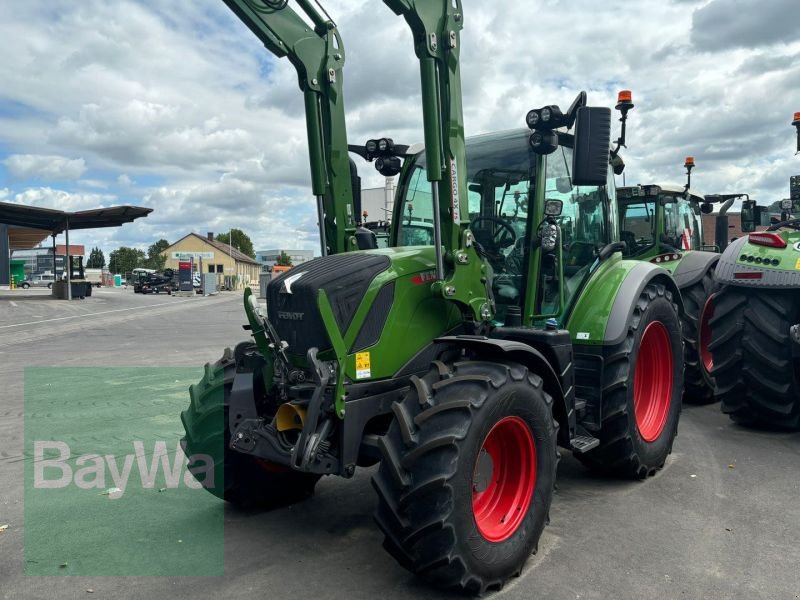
698, 295, 714, 374
471, 416, 536, 542
634, 321, 673, 443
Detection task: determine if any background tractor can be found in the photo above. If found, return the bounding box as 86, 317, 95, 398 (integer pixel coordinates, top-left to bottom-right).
610, 91, 721, 404
181, 0, 684, 592
706, 113, 800, 429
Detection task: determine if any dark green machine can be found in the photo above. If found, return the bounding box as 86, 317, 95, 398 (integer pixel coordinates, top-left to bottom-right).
181, 1, 684, 592
707, 113, 800, 429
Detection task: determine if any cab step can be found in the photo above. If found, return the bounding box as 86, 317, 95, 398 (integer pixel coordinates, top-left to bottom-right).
570, 435, 600, 453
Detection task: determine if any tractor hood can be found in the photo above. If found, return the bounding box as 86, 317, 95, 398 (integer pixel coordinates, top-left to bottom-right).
267, 247, 444, 358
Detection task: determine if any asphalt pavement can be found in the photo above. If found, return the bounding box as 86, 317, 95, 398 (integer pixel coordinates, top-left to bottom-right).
1, 288, 798, 599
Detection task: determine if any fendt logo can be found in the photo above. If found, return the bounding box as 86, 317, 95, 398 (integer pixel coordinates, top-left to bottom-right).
277, 311, 304, 320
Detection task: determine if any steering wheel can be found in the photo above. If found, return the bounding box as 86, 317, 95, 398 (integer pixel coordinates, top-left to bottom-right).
470, 216, 517, 249
767, 218, 800, 232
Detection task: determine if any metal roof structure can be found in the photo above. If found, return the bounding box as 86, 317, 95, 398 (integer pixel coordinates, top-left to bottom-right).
0, 202, 152, 233
0, 202, 153, 251
0, 202, 153, 298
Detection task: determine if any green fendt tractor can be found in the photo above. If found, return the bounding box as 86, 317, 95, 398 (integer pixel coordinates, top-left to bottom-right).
181, 1, 684, 592
707, 112, 800, 428
608, 91, 720, 403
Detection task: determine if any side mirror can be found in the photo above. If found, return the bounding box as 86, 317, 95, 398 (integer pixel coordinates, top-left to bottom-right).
572, 107, 611, 186
741, 200, 756, 232
355, 227, 378, 250
556, 177, 572, 194
544, 199, 563, 216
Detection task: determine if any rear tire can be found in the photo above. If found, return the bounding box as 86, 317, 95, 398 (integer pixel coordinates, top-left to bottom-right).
575, 283, 683, 479
681, 269, 718, 404
372, 359, 558, 594
181, 346, 320, 508
709, 286, 800, 429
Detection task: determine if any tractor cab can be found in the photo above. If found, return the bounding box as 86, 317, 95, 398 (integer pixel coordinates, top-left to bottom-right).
393, 128, 618, 325
617, 184, 705, 260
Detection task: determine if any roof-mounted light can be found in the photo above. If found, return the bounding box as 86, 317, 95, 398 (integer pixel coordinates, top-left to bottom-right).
616, 90, 634, 112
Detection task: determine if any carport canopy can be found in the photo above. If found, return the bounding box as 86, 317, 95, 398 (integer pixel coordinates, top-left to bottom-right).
0, 201, 153, 298
0, 202, 153, 250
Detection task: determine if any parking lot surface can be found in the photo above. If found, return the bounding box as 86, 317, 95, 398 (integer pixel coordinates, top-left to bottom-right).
1, 289, 798, 599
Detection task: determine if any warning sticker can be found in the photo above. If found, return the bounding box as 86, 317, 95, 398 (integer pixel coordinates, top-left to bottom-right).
795, 258, 800, 270
355, 352, 371, 379
576, 332, 590, 340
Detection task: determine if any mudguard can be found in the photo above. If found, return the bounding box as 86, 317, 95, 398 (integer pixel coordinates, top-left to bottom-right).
568, 258, 683, 347
435, 335, 574, 446
671, 250, 719, 289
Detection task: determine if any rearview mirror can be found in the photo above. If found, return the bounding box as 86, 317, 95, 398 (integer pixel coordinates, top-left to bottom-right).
572, 107, 611, 186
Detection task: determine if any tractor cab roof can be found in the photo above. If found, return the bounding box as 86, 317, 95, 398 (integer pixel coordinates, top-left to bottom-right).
617, 184, 704, 204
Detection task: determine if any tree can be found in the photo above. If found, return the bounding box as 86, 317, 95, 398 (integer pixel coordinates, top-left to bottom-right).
216, 228, 255, 258
276, 250, 293, 267
86, 246, 105, 268
144, 238, 170, 271
108, 247, 146, 275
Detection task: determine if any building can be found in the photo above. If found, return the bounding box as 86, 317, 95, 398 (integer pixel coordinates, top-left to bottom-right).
701, 213, 768, 247
10, 244, 85, 278
255, 248, 314, 271
161, 232, 261, 290
360, 177, 395, 223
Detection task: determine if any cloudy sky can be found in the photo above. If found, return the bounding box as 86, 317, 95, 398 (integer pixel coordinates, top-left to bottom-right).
1, 0, 798, 259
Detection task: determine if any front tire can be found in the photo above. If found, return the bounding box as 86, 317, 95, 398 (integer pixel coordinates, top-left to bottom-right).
181, 346, 320, 508
576, 283, 683, 478
373, 359, 558, 594
709, 286, 800, 429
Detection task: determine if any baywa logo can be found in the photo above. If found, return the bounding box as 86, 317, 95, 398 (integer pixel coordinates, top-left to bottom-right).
33, 440, 214, 499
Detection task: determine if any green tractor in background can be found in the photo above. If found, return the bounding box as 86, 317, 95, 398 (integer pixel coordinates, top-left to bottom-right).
609, 91, 725, 404
707, 112, 800, 428
181, 0, 684, 592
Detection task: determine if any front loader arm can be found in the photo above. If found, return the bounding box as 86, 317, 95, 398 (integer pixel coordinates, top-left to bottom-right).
223, 0, 357, 255
385, 0, 491, 322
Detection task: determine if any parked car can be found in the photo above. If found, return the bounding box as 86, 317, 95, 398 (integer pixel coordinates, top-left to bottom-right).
20, 274, 55, 289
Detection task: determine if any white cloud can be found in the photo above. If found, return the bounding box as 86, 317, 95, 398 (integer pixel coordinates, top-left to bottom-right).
0, 0, 798, 256
8, 187, 117, 212
5, 154, 87, 180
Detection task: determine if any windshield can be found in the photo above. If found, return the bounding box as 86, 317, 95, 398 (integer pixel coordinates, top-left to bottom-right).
620, 198, 657, 256
663, 195, 702, 250
395, 130, 533, 247
395, 129, 614, 323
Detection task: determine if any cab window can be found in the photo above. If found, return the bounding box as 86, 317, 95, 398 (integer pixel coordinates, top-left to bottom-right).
395, 166, 434, 246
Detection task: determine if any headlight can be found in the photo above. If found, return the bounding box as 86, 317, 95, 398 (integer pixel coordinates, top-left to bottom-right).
526, 109, 540, 129
365, 139, 377, 154
540, 107, 551, 122
378, 138, 390, 152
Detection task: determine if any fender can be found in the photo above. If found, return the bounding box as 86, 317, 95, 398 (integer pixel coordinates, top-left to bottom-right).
671, 250, 719, 289
435, 335, 574, 447
604, 262, 683, 346
569, 259, 683, 347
